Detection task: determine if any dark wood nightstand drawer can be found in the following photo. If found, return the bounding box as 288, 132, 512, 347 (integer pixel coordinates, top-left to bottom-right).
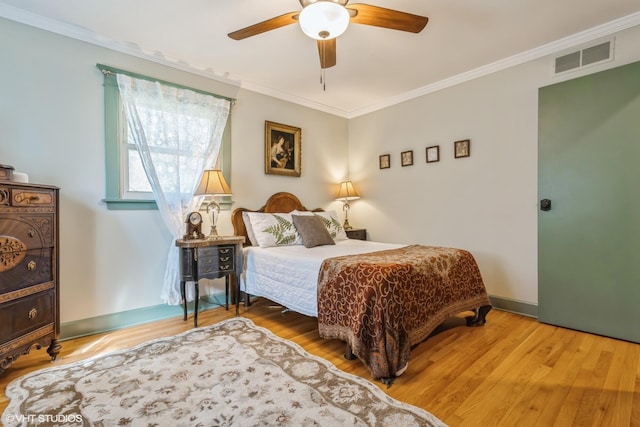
197, 245, 235, 278
0, 289, 54, 344
198, 246, 234, 258
346, 228, 366, 241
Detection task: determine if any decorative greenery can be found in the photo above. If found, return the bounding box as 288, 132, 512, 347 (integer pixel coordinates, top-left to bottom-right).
263, 214, 297, 245
315, 214, 343, 239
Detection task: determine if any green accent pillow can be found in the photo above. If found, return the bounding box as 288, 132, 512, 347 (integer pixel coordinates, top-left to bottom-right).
246, 212, 301, 247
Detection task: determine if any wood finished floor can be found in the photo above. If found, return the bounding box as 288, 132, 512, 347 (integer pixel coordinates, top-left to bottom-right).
2, 299, 639, 426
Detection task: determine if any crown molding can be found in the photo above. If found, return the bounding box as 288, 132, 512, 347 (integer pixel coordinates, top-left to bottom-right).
2, 4, 639, 119
0, 4, 242, 85
346, 11, 640, 118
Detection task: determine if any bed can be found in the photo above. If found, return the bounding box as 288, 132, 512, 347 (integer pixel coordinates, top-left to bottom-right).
232, 192, 492, 383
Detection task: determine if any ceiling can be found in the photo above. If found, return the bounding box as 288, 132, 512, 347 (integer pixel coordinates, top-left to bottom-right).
2, 0, 640, 118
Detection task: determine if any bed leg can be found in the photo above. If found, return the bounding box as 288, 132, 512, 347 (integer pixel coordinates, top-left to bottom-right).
466, 305, 492, 326
344, 343, 357, 360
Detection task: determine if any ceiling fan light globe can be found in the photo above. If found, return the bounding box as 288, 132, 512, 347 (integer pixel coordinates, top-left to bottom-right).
299, 2, 350, 40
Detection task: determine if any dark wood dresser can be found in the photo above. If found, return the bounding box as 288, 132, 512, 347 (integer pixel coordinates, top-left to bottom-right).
0, 181, 60, 374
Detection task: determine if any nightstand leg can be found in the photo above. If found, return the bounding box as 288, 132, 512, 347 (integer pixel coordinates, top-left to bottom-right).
235, 275, 240, 316
180, 280, 187, 321
225, 276, 230, 310
194, 281, 199, 328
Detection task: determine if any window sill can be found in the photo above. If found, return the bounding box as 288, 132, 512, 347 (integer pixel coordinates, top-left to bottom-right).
102, 198, 158, 210
102, 199, 232, 211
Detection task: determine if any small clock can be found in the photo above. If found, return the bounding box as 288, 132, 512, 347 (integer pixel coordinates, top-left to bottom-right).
184, 211, 205, 240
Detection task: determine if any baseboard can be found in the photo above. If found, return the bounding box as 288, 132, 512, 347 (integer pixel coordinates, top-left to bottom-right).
488, 295, 538, 318
59, 293, 229, 340
60, 293, 538, 341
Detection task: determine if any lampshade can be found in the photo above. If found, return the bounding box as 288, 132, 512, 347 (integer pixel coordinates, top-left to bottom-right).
299, 2, 350, 40
194, 169, 231, 196
336, 180, 361, 201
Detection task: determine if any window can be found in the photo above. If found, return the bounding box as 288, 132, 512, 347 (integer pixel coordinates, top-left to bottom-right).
119, 96, 152, 200
98, 64, 232, 210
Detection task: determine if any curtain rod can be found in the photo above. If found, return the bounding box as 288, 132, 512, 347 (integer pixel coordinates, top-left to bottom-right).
97, 63, 236, 103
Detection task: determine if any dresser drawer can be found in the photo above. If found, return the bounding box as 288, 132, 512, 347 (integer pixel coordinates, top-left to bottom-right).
10, 187, 56, 207
0, 289, 54, 344
0, 215, 54, 250
197, 246, 235, 278
0, 247, 53, 294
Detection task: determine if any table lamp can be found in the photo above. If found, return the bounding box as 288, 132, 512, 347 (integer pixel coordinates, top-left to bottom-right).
335, 180, 360, 230
194, 169, 231, 238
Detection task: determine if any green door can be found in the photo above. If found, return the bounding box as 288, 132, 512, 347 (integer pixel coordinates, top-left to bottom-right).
538, 61, 640, 343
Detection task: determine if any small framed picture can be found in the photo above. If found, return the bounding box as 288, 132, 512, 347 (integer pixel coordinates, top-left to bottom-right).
379, 154, 390, 169
401, 150, 414, 167
426, 145, 440, 163
454, 139, 470, 158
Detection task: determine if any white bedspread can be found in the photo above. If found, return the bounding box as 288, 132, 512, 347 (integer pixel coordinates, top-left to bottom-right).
241, 239, 404, 317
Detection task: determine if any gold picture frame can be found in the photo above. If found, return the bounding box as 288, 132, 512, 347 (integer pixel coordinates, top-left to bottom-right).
265, 121, 301, 177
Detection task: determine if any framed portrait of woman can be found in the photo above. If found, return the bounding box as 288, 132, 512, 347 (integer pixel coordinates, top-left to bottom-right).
265, 121, 302, 177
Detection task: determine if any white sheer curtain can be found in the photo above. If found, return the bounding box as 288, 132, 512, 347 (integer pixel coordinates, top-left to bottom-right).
116, 74, 231, 305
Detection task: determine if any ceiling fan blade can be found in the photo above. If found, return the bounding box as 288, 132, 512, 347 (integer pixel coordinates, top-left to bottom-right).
228, 11, 299, 40
347, 3, 428, 33
317, 39, 337, 69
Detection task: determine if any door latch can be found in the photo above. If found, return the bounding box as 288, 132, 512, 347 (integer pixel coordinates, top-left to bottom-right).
540, 199, 552, 211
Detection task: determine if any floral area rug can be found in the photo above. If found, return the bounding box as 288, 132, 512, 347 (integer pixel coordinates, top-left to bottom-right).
2, 317, 446, 426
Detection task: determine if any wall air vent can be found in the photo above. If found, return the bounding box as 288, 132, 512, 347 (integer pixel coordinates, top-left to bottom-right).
582, 42, 611, 66
555, 51, 581, 73
554, 40, 613, 75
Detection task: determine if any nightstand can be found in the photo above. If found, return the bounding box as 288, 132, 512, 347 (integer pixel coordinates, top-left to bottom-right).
346, 228, 367, 241
175, 236, 245, 327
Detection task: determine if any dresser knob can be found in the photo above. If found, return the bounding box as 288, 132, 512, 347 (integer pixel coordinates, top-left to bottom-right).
28, 308, 38, 320
27, 260, 37, 271
28, 229, 36, 238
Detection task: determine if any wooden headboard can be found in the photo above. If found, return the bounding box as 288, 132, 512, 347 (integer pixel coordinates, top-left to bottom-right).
231, 192, 323, 246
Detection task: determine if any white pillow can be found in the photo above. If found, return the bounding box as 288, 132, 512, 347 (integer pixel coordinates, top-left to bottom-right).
291, 210, 348, 241
245, 212, 302, 247
242, 211, 259, 246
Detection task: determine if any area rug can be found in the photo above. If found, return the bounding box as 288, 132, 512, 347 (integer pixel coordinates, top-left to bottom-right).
2, 317, 446, 426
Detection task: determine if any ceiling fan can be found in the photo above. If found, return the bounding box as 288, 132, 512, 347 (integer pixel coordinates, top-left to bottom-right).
228, 0, 429, 69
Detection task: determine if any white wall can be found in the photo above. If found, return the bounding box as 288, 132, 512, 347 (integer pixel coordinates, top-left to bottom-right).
0, 17, 349, 323
4, 15, 639, 323
347, 26, 640, 305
